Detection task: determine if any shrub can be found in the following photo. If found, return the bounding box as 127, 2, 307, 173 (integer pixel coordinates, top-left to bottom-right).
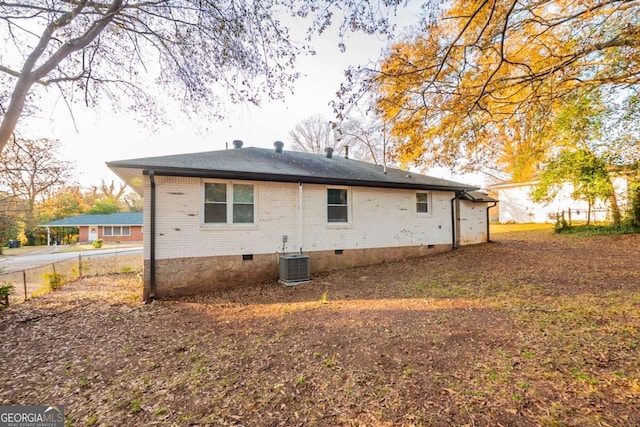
92, 239, 103, 249
43, 272, 66, 291
0, 283, 13, 307
554, 217, 570, 233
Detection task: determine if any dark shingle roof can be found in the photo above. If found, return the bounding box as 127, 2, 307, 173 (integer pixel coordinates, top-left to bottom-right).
107, 147, 478, 193
460, 191, 498, 203
41, 212, 143, 227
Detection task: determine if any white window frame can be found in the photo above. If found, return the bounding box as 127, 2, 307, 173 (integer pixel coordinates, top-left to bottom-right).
327, 186, 351, 225
103, 226, 131, 236
203, 180, 256, 226
416, 192, 432, 216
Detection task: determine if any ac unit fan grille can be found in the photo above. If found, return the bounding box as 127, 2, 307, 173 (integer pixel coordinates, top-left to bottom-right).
279, 255, 310, 285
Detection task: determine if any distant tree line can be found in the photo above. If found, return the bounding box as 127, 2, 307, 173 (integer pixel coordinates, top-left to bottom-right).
0, 137, 142, 247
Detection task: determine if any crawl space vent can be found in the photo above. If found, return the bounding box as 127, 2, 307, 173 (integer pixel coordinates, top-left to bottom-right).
279, 254, 310, 286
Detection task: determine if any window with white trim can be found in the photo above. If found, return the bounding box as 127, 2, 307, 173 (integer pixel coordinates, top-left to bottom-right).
103, 226, 131, 236
233, 184, 254, 223
327, 188, 349, 223
204, 182, 254, 224
416, 192, 430, 214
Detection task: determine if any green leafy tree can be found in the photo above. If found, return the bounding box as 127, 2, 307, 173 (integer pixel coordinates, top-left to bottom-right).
532, 149, 617, 225
0, 197, 19, 250
606, 94, 640, 224
87, 199, 121, 215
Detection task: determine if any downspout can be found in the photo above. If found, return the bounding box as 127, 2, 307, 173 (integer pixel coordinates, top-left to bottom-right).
486, 201, 498, 243
148, 170, 156, 302
298, 182, 303, 253
450, 193, 458, 250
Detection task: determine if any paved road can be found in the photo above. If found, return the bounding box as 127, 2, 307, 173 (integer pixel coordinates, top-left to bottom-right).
0, 247, 142, 273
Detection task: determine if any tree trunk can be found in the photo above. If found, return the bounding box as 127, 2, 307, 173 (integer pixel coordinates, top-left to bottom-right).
0, 0, 123, 153
606, 176, 621, 226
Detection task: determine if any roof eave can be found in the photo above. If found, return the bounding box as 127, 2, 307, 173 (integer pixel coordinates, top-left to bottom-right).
108, 164, 477, 192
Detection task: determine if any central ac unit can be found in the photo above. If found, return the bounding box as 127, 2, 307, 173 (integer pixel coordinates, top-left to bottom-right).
279, 254, 310, 286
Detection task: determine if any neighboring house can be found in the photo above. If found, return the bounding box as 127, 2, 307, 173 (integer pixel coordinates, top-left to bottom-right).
41, 212, 143, 244
488, 178, 628, 223
107, 141, 497, 300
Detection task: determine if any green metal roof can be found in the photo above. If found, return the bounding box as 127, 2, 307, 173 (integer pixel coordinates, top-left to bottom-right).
41, 212, 143, 227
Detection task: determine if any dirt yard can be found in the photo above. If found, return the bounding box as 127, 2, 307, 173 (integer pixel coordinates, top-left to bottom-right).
1, 226, 639, 426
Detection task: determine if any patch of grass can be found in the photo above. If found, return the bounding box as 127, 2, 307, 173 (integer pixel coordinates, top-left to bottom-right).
130, 398, 142, 414
79, 375, 89, 389
123, 344, 133, 357
324, 354, 336, 368
491, 223, 553, 234
320, 291, 329, 304
85, 415, 98, 426
555, 223, 640, 236
154, 406, 168, 416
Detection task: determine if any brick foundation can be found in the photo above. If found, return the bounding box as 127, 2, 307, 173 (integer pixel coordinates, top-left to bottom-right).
143, 244, 450, 299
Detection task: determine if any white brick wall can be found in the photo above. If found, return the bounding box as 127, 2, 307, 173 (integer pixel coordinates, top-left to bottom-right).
459, 200, 488, 245
143, 176, 458, 260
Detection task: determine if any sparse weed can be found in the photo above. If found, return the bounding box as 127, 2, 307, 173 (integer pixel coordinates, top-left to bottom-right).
130, 398, 142, 414
320, 291, 329, 304
43, 272, 65, 291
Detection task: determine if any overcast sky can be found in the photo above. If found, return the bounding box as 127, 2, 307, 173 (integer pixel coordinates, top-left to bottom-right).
19, 6, 481, 189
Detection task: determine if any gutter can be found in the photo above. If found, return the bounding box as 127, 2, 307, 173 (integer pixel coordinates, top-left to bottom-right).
147, 170, 156, 303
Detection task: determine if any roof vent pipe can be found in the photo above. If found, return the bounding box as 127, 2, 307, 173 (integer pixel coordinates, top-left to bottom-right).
325, 147, 334, 158
232, 139, 243, 149
274, 140, 284, 153
344, 145, 349, 159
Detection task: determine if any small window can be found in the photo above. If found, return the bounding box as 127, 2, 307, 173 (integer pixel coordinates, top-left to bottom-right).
233, 184, 254, 223
204, 182, 255, 224
204, 183, 227, 223
327, 188, 348, 223
416, 192, 430, 214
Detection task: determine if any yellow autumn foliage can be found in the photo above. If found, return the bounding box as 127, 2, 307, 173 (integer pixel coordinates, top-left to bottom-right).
373, 0, 640, 181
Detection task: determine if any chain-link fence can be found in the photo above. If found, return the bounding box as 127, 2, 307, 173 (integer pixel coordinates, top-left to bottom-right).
0, 249, 142, 305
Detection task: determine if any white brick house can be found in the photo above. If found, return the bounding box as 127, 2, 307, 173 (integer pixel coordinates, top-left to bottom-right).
108, 142, 497, 300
